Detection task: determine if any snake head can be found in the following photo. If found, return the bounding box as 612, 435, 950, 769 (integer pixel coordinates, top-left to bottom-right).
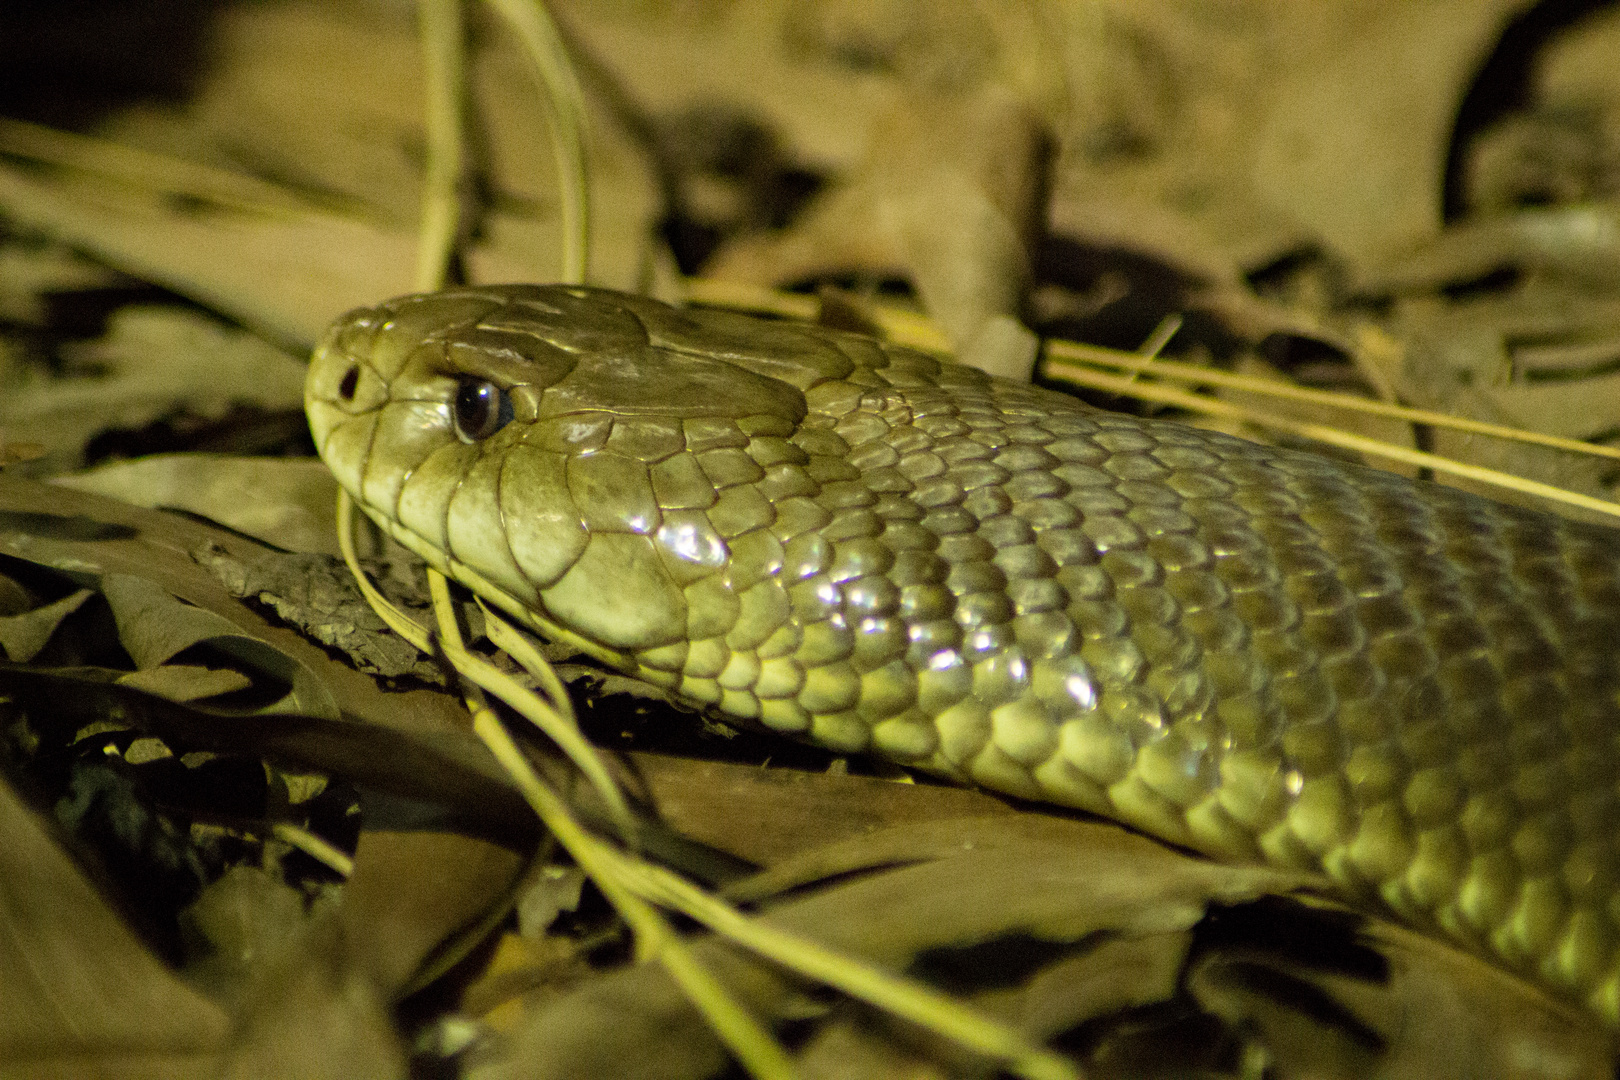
306, 284, 876, 661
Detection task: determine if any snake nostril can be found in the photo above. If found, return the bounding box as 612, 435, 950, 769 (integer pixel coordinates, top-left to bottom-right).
338, 365, 360, 401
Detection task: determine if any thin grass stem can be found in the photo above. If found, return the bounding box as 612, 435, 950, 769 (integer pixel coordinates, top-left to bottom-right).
1051, 364, 1620, 521
417, 0, 468, 292
1046, 338, 1620, 464
483, 0, 590, 283
426, 570, 797, 1080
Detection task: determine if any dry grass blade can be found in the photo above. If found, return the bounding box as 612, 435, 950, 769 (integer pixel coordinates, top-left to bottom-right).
423, 569, 800, 1080
1044, 359, 1620, 522
475, 598, 575, 716
335, 489, 434, 655
1045, 337, 1620, 466
483, 0, 590, 283
422, 579, 638, 842
270, 822, 356, 878
0, 116, 333, 220
474, 599, 592, 742
417, 0, 468, 293
682, 276, 955, 354
618, 858, 1081, 1080
335, 490, 635, 838
1133, 313, 1184, 364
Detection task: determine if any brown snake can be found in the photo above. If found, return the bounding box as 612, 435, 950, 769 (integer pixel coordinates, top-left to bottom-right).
306, 283, 1620, 1021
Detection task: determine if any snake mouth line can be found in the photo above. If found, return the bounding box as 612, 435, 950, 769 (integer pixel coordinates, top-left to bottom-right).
348, 494, 638, 675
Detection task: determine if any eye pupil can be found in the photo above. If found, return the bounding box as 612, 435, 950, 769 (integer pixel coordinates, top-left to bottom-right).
453, 380, 510, 442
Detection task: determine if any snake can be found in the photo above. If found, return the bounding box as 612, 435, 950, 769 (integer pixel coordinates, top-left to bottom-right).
305, 283, 1620, 1022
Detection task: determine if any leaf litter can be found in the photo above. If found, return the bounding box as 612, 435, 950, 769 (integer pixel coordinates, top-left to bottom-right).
3, 1, 1620, 1077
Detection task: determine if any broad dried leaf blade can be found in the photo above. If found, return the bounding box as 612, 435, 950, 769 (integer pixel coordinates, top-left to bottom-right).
0, 778, 228, 1078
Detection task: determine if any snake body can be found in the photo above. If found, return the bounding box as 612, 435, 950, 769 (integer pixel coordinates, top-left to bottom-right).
307, 284, 1620, 1018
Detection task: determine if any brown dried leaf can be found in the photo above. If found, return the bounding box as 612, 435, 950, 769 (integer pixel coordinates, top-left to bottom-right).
0, 586, 92, 662
472, 815, 1298, 1080
0, 469, 542, 1072
97, 571, 329, 710
180, 865, 313, 1008
0, 1, 661, 346
116, 663, 253, 703
57, 455, 341, 556
1357, 919, 1615, 1080
215, 911, 406, 1080
1371, 292, 1620, 514
0, 473, 552, 858
792, 932, 1191, 1079
1362, 204, 1620, 295
0, 777, 229, 1077
0, 304, 306, 475
0, 234, 125, 326
705, 85, 1049, 379
2, 667, 536, 855
0, 473, 475, 743
1252, 0, 1538, 267
630, 753, 1017, 870
0, 162, 425, 347
750, 818, 1302, 958
556, 0, 893, 173
1183, 901, 1613, 1080
340, 830, 529, 999
196, 546, 445, 684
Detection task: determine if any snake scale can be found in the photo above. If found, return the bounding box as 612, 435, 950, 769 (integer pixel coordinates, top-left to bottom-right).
306, 284, 1620, 1021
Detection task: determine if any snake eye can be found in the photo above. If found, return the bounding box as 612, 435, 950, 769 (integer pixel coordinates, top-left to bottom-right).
452, 379, 513, 442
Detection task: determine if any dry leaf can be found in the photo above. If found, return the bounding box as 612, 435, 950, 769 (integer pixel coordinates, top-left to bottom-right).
705, 85, 1049, 379
0, 304, 306, 476
215, 910, 405, 1080
0, 472, 475, 741
471, 816, 1296, 1080
57, 455, 341, 556
0, 1, 662, 346
0, 777, 230, 1077
196, 546, 445, 684
629, 753, 1016, 870
97, 571, 336, 717
0, 233, 126, 326
340, 830, 529, 999
1371, 291, 1620, 513
1363, 203, 1620, 295
117, 663, 253, 703
180, 865, 314, 1007
0, 587, 92, 663
1253, 0, 1538, 267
